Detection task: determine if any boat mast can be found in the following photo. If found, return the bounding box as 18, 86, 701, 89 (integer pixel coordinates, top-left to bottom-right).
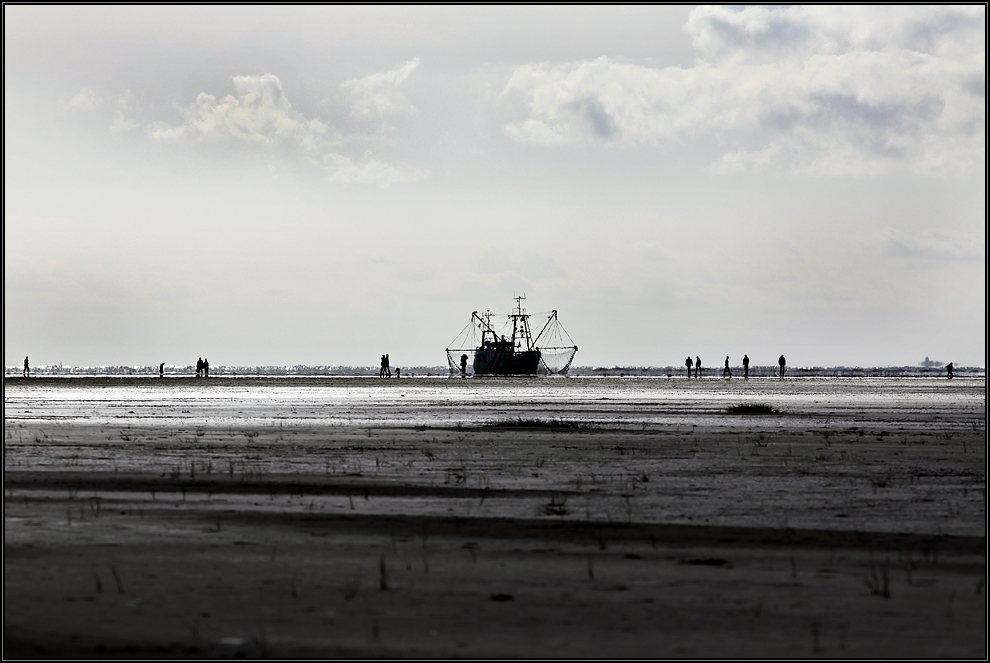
511, 294, 533, 351
533, 310, 558, 346
473, 309, 499, 346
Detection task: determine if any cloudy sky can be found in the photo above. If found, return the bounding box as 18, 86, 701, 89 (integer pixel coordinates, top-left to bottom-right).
5, 5, 985, 368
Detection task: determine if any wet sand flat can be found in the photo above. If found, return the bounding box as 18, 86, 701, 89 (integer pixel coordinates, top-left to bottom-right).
4, 376, 986, 657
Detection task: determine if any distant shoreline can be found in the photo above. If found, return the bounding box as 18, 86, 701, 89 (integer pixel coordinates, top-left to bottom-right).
5, 365, 985, 379
8, 363, 983, 379
3, 373, 984, 387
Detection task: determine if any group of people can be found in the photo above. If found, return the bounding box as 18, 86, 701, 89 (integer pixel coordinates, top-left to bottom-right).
14, 352, 961, 380
684, 354, 787, 379
683, 355, 702, 378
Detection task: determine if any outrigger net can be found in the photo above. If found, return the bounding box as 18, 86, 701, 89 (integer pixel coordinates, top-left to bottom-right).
533, 311, 578, 375
445, 309, 578, 375
445, 316, 483, 375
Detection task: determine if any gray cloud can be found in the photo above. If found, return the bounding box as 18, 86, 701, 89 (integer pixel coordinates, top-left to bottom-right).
502, 6, 985, 175
884, 232, 985, 261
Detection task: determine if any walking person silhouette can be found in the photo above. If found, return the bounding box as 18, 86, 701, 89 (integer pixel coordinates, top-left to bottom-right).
778, 354, 786, 379
947, 362, 953, 379
695, 356, 701, 379
460, 354, 468, 376
685, 356, 693, 379
743, 354, 750, 379
723, 356, 732, 379
23, 356, 29, 378
384, 354, 391, 378
380, 355, 386, 378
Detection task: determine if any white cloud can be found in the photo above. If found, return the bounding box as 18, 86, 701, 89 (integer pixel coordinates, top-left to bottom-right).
339, 58, 420, 118
67, 88, 141, 133
502, 6, 985, 175
323, 152, 428, 187
148, 74, 338, 152
109, 115, 138, 133
67, 87, 101, 111
147, 73, 427, 187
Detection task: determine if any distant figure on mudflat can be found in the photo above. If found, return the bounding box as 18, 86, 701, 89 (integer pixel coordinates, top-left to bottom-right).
380, 355, 387, 378
695, 356, 701, 379
723, 356, 732, 379
947, 362, 953, 379
23, 356, 30, 378
460, 353, 468, 376
395, 367, 401, 379
778, 354, 786, 379
384, 354, 391, 378
196, 357, 204, 378
204, 358, 210, 378
685, 356, 693, 379
743, 354, 750, 379
159, 362, 165, 378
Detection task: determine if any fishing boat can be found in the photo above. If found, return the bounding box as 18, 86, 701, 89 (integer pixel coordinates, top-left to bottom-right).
446, 296, 578, 375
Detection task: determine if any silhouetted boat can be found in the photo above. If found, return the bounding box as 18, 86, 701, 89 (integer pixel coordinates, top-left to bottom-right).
446, 296, 577, 375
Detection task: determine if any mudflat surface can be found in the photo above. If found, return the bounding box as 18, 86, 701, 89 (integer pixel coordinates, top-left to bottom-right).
4, 376, 986, 657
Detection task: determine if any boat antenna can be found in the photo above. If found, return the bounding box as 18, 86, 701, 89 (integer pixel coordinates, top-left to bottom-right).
510, 294, 533, 351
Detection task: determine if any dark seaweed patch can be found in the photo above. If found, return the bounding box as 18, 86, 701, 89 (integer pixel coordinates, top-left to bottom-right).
726, 403, 777, 415
479, 418, 598, 431
681, 558, 728, 566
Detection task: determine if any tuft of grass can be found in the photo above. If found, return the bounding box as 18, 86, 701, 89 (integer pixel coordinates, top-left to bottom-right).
108, 562, 125, 594
543, 494, 569, 516
864, 552, 890, 598
727, 403, 777, 415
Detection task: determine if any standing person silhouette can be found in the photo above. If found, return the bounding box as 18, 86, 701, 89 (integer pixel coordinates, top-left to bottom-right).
23, 356, 29, 378
778, 354, 786, 379
695, 356, 701, 379
743, 354, 750, 379
947, 362, 953, 379
159, 362, 165, 378
380, 355, 386, 378
723, 356, 732, 379
460, 354, 468, 376
384, 354, 391, 378
196, 357, 203, 378
204, 358, 209, 378
685, 356, 693, 379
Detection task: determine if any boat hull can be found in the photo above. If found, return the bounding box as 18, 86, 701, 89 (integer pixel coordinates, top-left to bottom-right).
473, 348, 541, 375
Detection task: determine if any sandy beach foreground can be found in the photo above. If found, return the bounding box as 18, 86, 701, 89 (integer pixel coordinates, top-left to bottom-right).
4, 376, 986, 657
